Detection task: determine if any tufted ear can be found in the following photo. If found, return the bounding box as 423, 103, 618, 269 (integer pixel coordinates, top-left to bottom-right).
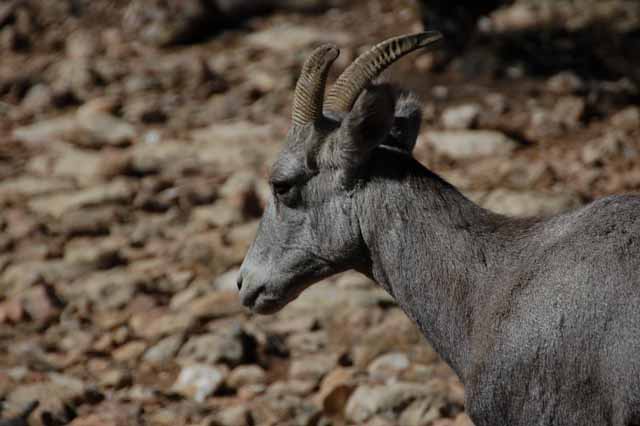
381, 93, 422, 153
335, 83, 396, 165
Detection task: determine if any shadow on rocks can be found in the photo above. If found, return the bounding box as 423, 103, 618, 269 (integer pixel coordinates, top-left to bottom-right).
123, 0, 341, 47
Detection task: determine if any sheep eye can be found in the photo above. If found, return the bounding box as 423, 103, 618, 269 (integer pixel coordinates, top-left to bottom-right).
272, 181, 293, 197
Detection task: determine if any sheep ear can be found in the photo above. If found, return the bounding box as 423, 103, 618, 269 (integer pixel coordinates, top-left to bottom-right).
381, 93, 422, 153
339, 84, 396, 162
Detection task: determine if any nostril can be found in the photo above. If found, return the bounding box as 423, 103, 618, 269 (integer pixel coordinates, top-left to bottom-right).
236, 274, 243, 291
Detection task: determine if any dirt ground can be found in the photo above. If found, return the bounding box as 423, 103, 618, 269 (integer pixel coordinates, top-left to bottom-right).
0, 0, 639, 425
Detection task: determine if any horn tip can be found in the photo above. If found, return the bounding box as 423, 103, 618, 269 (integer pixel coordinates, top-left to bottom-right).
317, 44, 340, 61
417, 31, 444, 47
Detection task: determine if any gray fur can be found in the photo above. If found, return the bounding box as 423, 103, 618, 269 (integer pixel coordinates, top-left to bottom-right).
238, 84, 640, 426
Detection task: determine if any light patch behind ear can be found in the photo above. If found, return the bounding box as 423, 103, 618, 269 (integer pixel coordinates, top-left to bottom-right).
381, 92, 422, 153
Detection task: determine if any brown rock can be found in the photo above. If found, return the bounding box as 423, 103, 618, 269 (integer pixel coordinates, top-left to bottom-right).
131, 310, 195, 340
313, 367, 356, 415
187, 291, 243, 320
289, 353, 338, 384
227, 365, 267, 389
611, 106, 640, 131
6, 374, 90, 426
29, 180, 133, 218
112, 341, 147, 363
20, 284, 63, 325
0, 299, 24, 324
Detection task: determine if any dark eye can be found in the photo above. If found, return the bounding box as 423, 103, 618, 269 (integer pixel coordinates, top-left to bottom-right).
272, 181, 293, 197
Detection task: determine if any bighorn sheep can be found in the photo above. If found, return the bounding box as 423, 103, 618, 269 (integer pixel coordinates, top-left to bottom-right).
237, 32, 640, 426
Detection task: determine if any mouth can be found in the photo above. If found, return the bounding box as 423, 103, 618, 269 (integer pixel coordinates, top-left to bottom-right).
240, 285, 289, 315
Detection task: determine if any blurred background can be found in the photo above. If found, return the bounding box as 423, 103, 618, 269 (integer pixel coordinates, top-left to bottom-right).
0, 0, 639, 425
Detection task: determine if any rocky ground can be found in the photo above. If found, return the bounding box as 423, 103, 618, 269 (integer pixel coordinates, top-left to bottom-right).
0, 0, 639, 425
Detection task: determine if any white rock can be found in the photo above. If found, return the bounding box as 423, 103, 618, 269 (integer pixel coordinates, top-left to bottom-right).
12, 115, 77, 143
423, 130, 517, 160
611, 106, 640, 131
171, 364, 227, 402
367, 352, 410, 381
247, 24, 351, 52
345, 381, 447, 423
76, 109, 137, 146
28, 180, 133, 217
227, 365, 267, 389
143, 334, 184, 364
192, 201, 243, 228
479, 189, 582, 217
441, 104, 480, 129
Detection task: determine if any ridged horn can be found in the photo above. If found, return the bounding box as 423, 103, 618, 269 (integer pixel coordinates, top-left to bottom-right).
325, 31, 443, 113
292, 44, 340, 126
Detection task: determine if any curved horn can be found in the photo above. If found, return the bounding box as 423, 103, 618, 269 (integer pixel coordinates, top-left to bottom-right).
292, 44, 340, 126
325, 32, 443, 113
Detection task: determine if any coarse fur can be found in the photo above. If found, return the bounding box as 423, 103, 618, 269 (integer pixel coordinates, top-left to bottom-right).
237, 83, 640, 426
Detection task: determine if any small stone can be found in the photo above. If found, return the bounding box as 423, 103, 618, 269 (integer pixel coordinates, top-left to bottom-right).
187, 291, 243, 320
252, 393, 321, 426
553, 96, 585, 129
69, 401, 141, 426
237, 384, 267, 400
149, 409, 180, 425
178, 326, 252, 367
227, 365, 267, 389
399, 398, 446, 426
171, 364, 227, 402
367, 352, 411, 381
6, 374, 90, 426
313, 368, 356, 416
582, 131, 624, 165
267, 316, 318, 335
611, 106, 640, 131
286, 330, 328, 355
123, 96, 167, 124
99, 368, 133, 389
268, 380, 316, 398
21, 83, 55, 113
423, 130, 517, 160
133, 311, 196, 340
345, 381, 447, 423
20, 284, 62, 325
0, 176, 75, 203
12, 115, 77, 143
289, 354, 338, 384
192, 200, 243, 228
441, 104, 480, 130
29, 180, 133, 218
66, 30, 101, 59
48, 205, 119, 236
123, 0, 215, 46
64, 238, 123, 270
0, 298, 25, 324
247, 24, 351, 52
112, 341, 147, 363
480, 189, 582, 217
210, 405, 253, 426
546, 72, 584, 95
143, 334, 184, 364
47, 146, 105, 181
77, 268, 142, 311
76, 108, 137, 147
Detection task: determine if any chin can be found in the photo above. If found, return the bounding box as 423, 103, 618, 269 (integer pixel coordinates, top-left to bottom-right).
250, 293, 291, 315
